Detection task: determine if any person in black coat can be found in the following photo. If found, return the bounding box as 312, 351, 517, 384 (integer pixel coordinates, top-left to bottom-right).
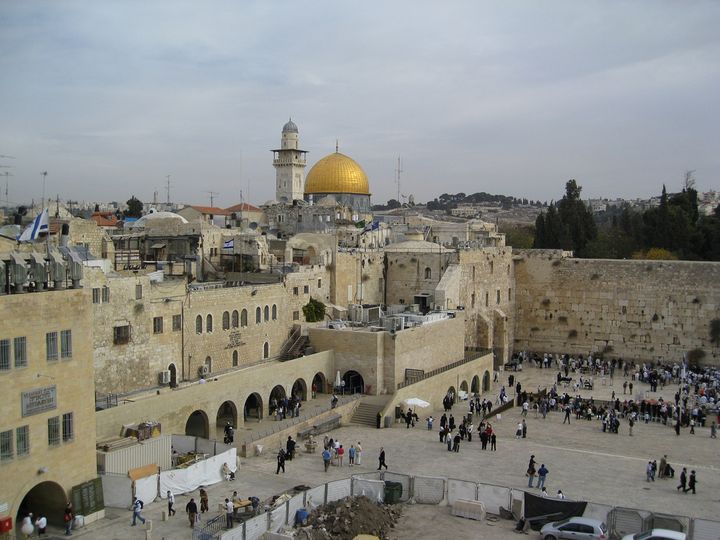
276, 448, 286, 474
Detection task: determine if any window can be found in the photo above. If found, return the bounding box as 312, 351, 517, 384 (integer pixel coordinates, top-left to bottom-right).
48, 417, 60, 447
102, 286, 110, 303
92, 288, 101, 304
424, 267, 432, 279
0, 430, 12, 461
232, 350, 238, 367
14, 337, 27, 368
113, 325, 131, 345
60, 330, 72, 358
153, 317, 164, 334
0, 339, 9, 371
255, 307, 261, 323
272, 305, 277, 320
264, 305, 269, 321
172, 314, 182, 332
399, 298, 405, 305
263, 342, 269, 359
303, 285, 309, 294
206, 314, 213, 332
135, 284, 143, 300
16, 425, 29, 456
204, 356, 212, 373
231, 310, 239, 329
46, 332, 58, 362
472, 266, 476, 280
471, 293, 475, 308
241, 309, 248, 327
62, 413, 74, 442
293, 311, 300, 321
196, 315, 203, 334
293, 287, 298, 296
490, 261, 494, 274
496, 290, 500, 304
318, 279, 322, 288
222, 311, 230, 330
508, 288, 512, 301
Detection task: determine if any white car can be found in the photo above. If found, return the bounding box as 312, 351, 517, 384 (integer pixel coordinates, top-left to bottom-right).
540, 517, 608, 540
621, 529, 686, 540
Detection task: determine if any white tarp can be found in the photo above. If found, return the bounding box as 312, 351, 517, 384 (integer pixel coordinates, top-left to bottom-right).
447, 479, 476, 506
476, 483, 510, 515
135, 474, 159, 505
352, 478, 384, 503
160, 448, 237, 497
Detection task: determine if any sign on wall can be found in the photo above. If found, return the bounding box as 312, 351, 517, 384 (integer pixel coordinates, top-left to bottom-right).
21, 386, 57, 417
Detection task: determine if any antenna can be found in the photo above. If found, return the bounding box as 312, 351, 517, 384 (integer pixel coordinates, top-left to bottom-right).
395, 156, 403, 203
165, 175, 171, 206
41, 171, 48, 210
204, 191, 219, 207
2, 171, 13, 206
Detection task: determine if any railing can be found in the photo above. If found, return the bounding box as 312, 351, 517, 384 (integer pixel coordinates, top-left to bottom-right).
278, 325, 302, 360
397, 350, 493, 390
95, 392, 118, 410
193, 513, 225, 540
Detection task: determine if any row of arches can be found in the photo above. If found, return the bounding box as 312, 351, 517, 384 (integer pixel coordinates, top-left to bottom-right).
195, 305, 279, 334
444, 370, 492, 404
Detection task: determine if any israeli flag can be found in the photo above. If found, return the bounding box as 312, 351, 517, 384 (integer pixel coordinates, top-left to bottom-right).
223, 239, 234, 249
17, 209, 49, 242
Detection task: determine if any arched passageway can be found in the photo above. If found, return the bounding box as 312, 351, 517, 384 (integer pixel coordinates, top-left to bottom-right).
483, 370, 491, 392
459, 380, 469, 398
446, 386, 456, 402
342, 370, 365, 394
17, 481, 67, 528
471, 375, 480, 395
269, 385, 286, 414
185, 410, 209, 438
291, 378, 307, 401
216, 401, 237, 439
312, 372, 327, 397
244, 393, 263, 421
168, 363, 177, 387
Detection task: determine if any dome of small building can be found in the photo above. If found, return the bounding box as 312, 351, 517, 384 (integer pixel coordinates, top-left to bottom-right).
282, 118, 298, 133
305, 151, 370, 196
129, 211, 188, 228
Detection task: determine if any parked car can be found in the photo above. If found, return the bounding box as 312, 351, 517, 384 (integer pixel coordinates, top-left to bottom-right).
620, 529, 686, 540
540, 517, 608, 540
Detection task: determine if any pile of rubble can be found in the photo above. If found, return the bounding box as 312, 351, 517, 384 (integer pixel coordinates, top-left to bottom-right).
296, 495, 402, 540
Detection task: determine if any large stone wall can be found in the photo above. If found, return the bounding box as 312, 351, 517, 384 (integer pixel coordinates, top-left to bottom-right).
513, 250, 720, 364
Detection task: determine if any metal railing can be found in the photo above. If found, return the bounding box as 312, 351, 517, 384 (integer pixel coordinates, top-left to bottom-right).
193, 513, 225, 540
397, 350, 493, 390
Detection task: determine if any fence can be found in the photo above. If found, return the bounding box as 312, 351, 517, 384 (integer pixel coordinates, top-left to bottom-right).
188, 472, 720, 540
397, 350, 492, 390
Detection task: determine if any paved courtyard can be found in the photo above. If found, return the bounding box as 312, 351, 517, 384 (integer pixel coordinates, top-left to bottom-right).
57, 363, 718, 539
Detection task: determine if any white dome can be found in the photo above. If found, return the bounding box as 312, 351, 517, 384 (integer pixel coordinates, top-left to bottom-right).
129, 211, 188, 228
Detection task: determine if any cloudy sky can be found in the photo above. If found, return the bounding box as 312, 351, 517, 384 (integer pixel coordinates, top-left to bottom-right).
1, 1, 718, 208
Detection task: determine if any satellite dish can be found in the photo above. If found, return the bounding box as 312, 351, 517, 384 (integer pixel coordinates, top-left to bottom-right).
249, 222, 258, 230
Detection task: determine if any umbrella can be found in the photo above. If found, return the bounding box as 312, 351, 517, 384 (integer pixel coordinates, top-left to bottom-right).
334, 371, 342, 389
403, 397, 430, 408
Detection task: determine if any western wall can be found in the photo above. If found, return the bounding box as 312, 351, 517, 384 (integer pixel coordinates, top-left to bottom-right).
513, 249, 720, 364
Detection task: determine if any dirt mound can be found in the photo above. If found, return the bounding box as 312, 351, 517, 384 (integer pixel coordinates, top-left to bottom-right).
297, 495, 402, 540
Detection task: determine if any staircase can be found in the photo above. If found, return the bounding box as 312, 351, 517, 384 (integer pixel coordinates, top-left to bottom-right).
279, 325, 310, 361
351, 396, 392, 426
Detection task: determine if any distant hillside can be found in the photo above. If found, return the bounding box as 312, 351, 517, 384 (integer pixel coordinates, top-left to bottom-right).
426, 192, 546, 211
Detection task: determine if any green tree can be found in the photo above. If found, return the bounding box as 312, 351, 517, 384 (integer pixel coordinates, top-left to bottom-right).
125, 196, 143, 218
302, 298, 326, 322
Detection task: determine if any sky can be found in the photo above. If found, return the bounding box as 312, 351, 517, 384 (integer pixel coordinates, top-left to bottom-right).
1, 1, 719, 209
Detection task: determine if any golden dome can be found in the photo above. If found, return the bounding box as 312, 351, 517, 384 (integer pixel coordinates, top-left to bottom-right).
304, 152, 370, 195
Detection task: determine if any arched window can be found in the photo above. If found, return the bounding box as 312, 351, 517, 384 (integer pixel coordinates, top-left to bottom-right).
231, 310, 239, 329
206, 314, 213, 332
263, 342, 269, 359
232, 350, 238, 367
241, 309, 248, 327
425, 267, 432, 279
272, 305, 277, 320
255, 307, 262, 323
195, 315, 203, 334
205, 356, 212, 373
264, 305, 269, 321
222, 311, 230, 330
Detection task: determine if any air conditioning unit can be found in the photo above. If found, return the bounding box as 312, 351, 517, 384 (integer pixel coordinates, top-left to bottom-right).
9, 253, 28, 293
158, 370, 171, 385
198, 365, 210, 377
29, 252, 48, 291
48, 251, 66, 290
67, 252, 83, 289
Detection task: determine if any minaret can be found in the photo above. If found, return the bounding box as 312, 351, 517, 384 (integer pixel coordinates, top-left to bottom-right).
272, 118, 308, 203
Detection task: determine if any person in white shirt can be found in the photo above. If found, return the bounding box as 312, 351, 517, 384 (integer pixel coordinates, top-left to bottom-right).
35, 515, 47, 535
167, 491, 176, 516
225, 498, 234, 529
557, 490, 566, 499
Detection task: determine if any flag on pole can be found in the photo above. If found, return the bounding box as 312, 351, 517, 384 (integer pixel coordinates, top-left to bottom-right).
360, 221, 379, 235
17, 209, 49, 242
223, 239, 234, 249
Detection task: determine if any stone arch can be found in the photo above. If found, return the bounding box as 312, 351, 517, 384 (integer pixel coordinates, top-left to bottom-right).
206, 313, 213, 332
241, 309, 248, 327
216, 401, 237, 439
222, 311, 230, 330
204, 356, 212, 374
342, 370, 365, 394
167, 363, 178, 387
272, 304, 277, 320
269, 385, 286, 414
232, 350, 238, 367
446, 386, 456, 403
231, 310, 239, 328
185, 410, 209, 438
17, 481, 67, 528
292, 378, 307, 401
255, 307, 261, 324
264, 305, 270, 321
195, 314, 203, 333
263, 341, 269, 359
460, 380, 469, 394
424, 267, 432, 279
471, 375, 480, 394
483, 370, 491, 392
244, 392, 263, 421
312, 372, 328, 396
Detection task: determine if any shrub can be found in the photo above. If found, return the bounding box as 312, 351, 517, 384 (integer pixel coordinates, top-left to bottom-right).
302, 298, 326, 323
